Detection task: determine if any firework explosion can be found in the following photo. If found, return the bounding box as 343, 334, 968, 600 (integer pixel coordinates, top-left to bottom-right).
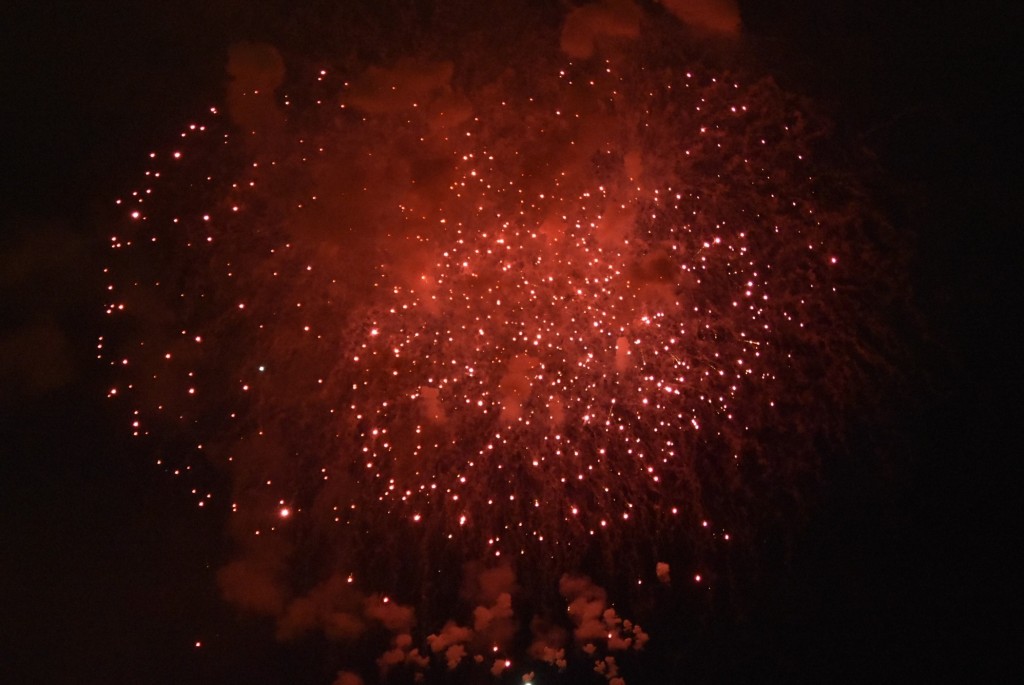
101, 3, 891, 682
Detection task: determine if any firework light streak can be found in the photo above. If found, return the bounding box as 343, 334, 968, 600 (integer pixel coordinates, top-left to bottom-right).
101, 4, 890, 682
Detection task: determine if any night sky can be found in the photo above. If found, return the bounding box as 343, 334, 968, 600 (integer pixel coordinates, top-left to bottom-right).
1, 1, 1019, 683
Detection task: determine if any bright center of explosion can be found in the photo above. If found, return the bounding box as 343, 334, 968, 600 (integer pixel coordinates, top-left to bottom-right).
102, 3, 889, 683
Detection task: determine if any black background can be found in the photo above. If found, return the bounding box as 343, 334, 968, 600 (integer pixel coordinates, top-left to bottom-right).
1, 1, 1019, 682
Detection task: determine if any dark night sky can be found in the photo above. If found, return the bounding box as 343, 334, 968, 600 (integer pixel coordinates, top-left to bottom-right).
1, 1, 1019, 683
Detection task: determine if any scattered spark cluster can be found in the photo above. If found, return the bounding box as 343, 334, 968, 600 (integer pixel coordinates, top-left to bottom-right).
101, 9, 889, 682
